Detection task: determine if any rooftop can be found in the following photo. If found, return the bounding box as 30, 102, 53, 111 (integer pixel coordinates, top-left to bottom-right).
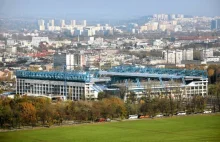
100, 66, 207, 79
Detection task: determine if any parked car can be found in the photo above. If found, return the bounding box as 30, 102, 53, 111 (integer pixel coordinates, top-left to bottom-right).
106, 118, 111, 122
138, 115, 150, 119
177, 112, 186, 116
96, 118, 106, 122
203, 110, 212, 114
155, 114, 163, 118
128, 115, 138, 119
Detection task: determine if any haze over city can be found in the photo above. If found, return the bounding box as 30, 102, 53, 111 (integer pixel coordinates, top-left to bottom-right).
0, 0, 220, 19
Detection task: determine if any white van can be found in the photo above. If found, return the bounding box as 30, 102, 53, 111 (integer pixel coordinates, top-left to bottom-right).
128, 115, 138, 119
177, 112, 186, 116
203, 110, 212, 114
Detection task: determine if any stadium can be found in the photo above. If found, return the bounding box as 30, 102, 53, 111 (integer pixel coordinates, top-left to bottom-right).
16, 65, 208, 100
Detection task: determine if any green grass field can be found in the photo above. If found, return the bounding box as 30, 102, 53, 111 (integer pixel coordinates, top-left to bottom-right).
0, 114, 220, 142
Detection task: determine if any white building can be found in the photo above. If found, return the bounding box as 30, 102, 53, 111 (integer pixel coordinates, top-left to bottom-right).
83, 20, 87, 27
6, 38, 16, 46
153, 39, 164, 47
60, 20, 65, 28
38, 19, 45, 31
177, 14, 184, 18
31, 37, 49, 47
83, 28, 93, 36
183, 49, 194, 60
174, 25, 183, 32
53, 52, 85, 70
162, 50, 183, 64
71, 20, 76, 27
6, 46, 17, 54
200, 49, 213, 60
169, 14, 176, 20
49, 19, 54, 27
206, 57, 220, 62
47, 19, 55, 31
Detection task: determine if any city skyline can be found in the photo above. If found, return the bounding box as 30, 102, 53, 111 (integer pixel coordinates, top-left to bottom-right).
0, 0, 220, 20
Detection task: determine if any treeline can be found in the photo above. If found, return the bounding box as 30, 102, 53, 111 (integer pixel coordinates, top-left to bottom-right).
1, 92, 218, 129
0, 95, 126, 129
126, 94, 207, 117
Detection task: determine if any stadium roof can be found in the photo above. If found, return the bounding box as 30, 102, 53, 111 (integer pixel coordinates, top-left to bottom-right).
99, 66, 207, 79
16, 70, 91, 82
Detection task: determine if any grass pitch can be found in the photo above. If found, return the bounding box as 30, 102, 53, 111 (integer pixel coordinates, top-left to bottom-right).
0, 114, 220, 142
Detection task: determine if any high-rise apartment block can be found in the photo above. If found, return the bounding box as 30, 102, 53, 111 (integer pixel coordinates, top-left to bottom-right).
53, 52, 85, 70
38, 19, 45, 31
60, 20, 65, 28
49, 19, 54, 27
182, 49, 194, 60
200, 49, 213, 60
211, 19, 220, 30
83, 20, 87, 27
71, 20, 76, 27
162, 49, 193, 64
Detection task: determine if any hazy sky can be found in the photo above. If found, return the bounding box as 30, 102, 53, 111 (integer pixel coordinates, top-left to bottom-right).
0, 0, 219, 19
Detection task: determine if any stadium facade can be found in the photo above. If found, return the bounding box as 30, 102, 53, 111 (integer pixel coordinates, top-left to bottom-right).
16, 66, 208, 100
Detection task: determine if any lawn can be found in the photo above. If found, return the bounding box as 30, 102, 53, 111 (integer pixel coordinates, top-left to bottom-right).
0, 114, 220, 142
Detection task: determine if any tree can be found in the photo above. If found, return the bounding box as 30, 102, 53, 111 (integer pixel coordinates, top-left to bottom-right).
91, 101, 103, 121
102, 97, 126, 119
168, 94, 176, 116
118, 86, 126, 100
38, 103, 54, 127
195, 96, 206, 112
208, 68, 215, 83
19, 102, 37, 127
207, 65, 220, 84
127, 91, 137, 104
53, 102, 66, 125
98, 92, 110, 100
214, 83, 220, 112
208, 83, 220, 112
157, 97, 170, 116
126, 103, 140, 116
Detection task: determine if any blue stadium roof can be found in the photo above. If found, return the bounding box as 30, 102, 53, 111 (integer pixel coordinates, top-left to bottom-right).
16, 70, 91, 82
100, 66, 207, 79
16, 66, 207, 83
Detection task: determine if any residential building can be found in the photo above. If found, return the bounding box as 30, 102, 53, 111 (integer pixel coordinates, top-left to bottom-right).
60, 20, 65, 28
162, 50, 183, 64
6, 46, 17, 54
71, 20, 76, 27
31, 37, 49, 47
183, 49, 194, 60
200, 49, 213, 60
53, 52, 85, 70
211, 19, 220, 30
83, 20, 87, 27
38, 19, 45, 31
6, 38, 15, 46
